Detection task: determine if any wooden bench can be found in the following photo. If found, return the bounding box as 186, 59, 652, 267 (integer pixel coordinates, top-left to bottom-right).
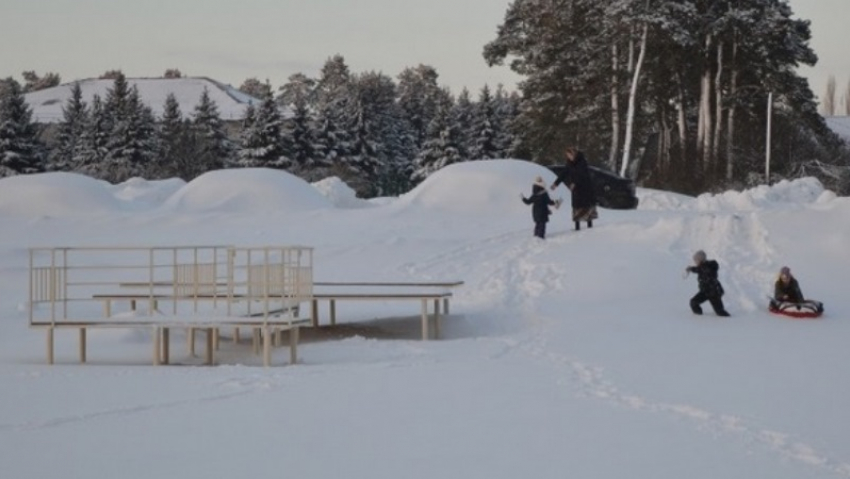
309, 281, 463, 340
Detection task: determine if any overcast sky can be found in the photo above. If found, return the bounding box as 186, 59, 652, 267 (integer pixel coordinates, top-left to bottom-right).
1, 0, 847, 104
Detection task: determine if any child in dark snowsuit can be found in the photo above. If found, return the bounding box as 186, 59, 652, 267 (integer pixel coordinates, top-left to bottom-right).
522, 176, 557, 239
686, 250, 730, 316
773, 266, 804, 304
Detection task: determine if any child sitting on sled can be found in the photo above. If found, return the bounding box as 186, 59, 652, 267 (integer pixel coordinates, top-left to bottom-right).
685, 250, 730, 317
769, 266, 824, 315
521, 176, 560, 239
773, 266, 804, 304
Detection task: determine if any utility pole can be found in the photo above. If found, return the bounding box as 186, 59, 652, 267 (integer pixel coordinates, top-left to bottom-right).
765, 92, 773, 184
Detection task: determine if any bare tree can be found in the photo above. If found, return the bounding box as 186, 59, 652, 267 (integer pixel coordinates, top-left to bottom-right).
845, 78, 850, 116
620, 23, 648, 178
22, 71, 60, 92
163, 69, 182, 79
823, 75, 836, 116
99, 69, 124, 80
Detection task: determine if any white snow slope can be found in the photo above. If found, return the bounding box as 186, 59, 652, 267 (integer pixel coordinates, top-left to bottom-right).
1, 160, 848, 479
23, 77, 260, 123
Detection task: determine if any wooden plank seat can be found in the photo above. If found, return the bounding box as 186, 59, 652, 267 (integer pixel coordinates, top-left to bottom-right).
309, 281, 462, 340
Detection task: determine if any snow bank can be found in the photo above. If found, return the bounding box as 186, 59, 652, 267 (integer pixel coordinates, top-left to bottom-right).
695, 178, 826, 211
398, 159, 557, 215
109, 177, 186, 210
162, 168, 332, 214
312, 176, 372, 208
0, 172, 121, 216
639, 177, 829, 212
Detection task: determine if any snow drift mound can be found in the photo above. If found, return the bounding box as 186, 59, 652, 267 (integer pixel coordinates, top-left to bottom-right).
399, 159, 557, 215
162, 168, 332, 214
110, 177, 186, 210
312, 176, 372, 208
0, 172, 122, 216
694, 177, 828, 211
639, 177, 832, 212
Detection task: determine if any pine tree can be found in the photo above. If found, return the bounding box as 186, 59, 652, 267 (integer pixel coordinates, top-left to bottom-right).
0, 78, 45, 177
492, 84, 518, 158
469, 85, 499, 160
413, 93, 463, 182
74, 95, 109, 178
397, 65, 443, 152
156, 93, 185, 179
452, 88, 475, 159
191, 87, 230, 174
103, 85, 158, 182
236, 91, 286, 169
313, 55, 355, 174
278, 73, 320, 176
51, 82, 88, 172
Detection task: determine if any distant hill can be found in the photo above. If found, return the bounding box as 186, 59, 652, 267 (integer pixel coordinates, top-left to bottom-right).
826, 116, 850, 143
23, 77, 261, 123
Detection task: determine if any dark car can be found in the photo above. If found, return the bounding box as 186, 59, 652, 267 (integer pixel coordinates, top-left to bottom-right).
547, 164, 639, 210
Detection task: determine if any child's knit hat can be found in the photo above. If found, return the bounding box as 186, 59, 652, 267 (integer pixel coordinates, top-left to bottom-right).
693, 250, 706, 263
780, 266, 790, 276
534, 176, 546, 188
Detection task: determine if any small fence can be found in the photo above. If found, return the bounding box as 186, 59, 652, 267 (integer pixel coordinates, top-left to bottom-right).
28, 245, 314, 366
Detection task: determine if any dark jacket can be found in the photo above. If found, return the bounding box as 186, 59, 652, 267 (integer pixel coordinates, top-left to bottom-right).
774, 277, 804, 302
687, 260, 725, 298
553, 151, 597, 209
522, 184, 555, 223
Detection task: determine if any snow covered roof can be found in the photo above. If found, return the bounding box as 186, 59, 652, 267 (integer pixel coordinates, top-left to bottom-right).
23, 77, 261, 123
825, 116, 850, 143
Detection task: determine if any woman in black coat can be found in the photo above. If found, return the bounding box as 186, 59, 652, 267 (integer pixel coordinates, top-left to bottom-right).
522, 176, 557, 239
551, 147, 598, 230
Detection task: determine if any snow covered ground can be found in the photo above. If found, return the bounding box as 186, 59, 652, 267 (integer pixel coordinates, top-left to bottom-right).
1, 159, 848, 479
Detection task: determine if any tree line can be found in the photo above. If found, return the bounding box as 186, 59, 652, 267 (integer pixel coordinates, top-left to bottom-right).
0, 60, 520, 197
3, 0, 850, 196
484, 0, 849, 194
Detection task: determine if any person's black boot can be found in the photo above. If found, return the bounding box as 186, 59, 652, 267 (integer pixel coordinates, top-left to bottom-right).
587, 220, 593, 228
690, 299, 703, 315
574, 221, 580, 231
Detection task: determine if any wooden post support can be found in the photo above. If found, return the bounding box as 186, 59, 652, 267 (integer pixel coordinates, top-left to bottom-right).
188, 328, 196, 357
161, 328, 170, 365
213, 328, 220, 351
205, 328, 214, 365
433, 299, 441, 340
103, 299, 111, 318
153, 326, 161, 366
443, 298, 450, 315
252, 328, 261, 355
289, 326, 299, 365
311, 299, 319, 327
421, 299, 429, 341
79, 328, 87, 363
263, 326, 272, 367
330, 299, 337, 326
233, 327, 240, 344
47, 327, 54, 365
